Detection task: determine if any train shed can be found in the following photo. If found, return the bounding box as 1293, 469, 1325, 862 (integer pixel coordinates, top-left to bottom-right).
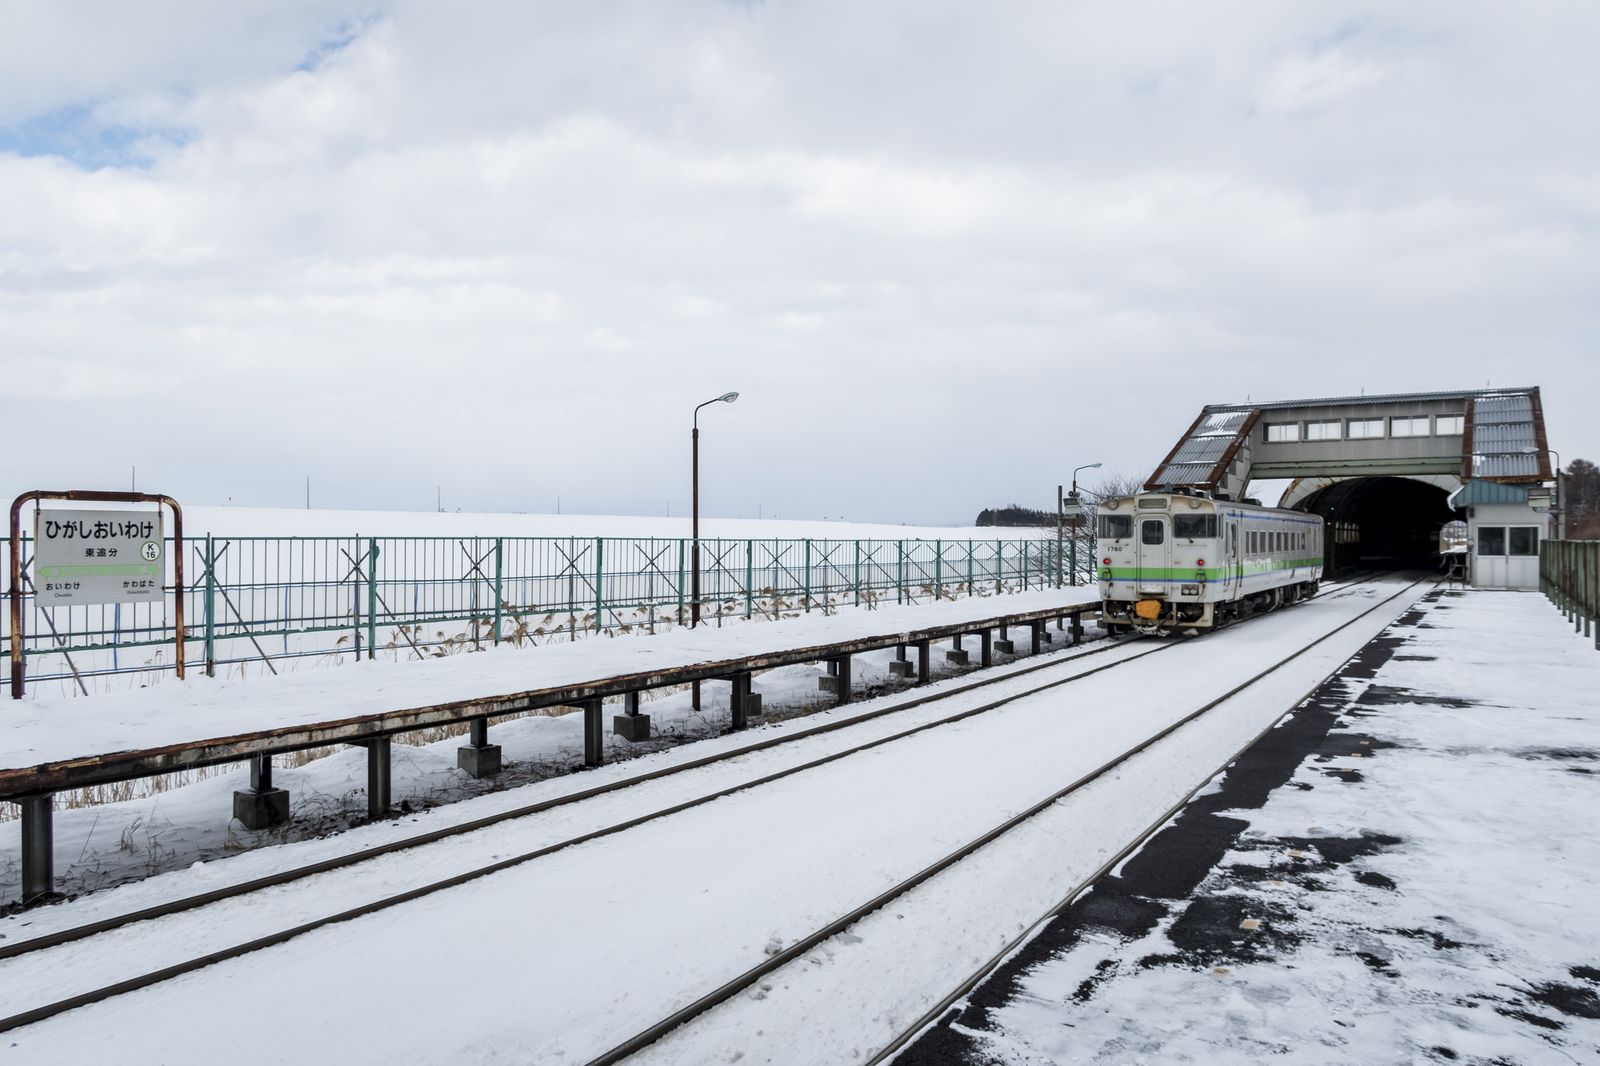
1146, 386, 1555, 587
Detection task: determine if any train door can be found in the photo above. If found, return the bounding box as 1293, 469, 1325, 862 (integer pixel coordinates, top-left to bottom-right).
1228, 520, 1243, 599
1136, 515, 1169, 595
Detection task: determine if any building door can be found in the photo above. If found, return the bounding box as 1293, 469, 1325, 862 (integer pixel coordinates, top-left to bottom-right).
1473, 525, 1541, 589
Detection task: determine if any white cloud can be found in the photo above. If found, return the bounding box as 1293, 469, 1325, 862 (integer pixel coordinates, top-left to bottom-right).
1, 2, 1597, 520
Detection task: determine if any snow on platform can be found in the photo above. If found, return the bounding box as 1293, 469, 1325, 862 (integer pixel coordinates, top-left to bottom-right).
1, 588, 1093, 775
899, 588, 1600, 1064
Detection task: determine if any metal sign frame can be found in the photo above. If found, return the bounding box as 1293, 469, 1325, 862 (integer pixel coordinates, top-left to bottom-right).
9, 490, 185, 699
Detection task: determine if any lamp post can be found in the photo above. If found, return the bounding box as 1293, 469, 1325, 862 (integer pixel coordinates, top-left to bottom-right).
1549, 448, 1564, 540
691, 391, 740, 628
1062, 462, 1102, 587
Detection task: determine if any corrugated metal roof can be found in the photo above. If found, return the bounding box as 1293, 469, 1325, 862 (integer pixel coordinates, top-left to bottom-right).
1471, 453, 1541, 478
1467, 389, 1545, 482
1203, 386, 1536, 413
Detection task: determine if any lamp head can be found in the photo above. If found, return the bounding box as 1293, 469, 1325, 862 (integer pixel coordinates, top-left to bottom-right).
719, 391, 740, 403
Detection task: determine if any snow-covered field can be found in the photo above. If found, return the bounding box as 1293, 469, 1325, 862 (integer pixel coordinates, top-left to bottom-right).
0, 577, 1427, 1064
173, 505, 1011, 541
909, 589, 1600, 1064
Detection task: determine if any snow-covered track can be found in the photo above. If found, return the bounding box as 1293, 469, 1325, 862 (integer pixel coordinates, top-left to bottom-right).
596, 573, 1433, 1066
0, 576, 1388, 1042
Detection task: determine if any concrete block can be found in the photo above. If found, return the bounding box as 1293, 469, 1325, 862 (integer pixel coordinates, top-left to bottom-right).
737, 693, 763, 718
818, 674, 843, 694
945, 648, 970, 665
993, 639, 1015, 655
888, 659, 915, 678
457, 743, 503, 778
233, 788, 290, 830
613, 714, 652, 742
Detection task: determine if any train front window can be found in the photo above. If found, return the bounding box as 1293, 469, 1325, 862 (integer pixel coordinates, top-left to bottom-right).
1141, 520, 1165, 545
1174, 515, 1217, 539
1099, 514, 1133, 539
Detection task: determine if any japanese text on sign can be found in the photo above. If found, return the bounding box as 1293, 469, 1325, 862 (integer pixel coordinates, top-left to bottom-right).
33, 509, 165, 605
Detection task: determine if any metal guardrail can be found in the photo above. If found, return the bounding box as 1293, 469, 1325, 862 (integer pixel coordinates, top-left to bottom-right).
1542, 539, 1599, 650
3, 532, 1100, 695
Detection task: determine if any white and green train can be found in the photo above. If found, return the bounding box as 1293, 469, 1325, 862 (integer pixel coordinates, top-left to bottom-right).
1096, 490, 1325, 635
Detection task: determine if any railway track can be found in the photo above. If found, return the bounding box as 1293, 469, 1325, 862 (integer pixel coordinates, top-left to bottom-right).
589, 572, 1432, 1065
0, 573, 1388, 1040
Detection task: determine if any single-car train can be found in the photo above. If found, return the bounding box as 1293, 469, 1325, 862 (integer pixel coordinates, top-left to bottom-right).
1096, 490, 1325, 635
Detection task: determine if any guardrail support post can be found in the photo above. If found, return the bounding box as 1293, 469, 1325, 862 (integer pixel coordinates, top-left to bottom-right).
458, 716, 502, 777
980, 629, 992, 667
730, 672, 761, 729
916, 639, 931, 683
583, 698, 604, 767
20, 794, 53, 902
233, 752, 290, 830
1071, 613, 1084, 645
366, 737, 391, 818
615, 690, 652, 742
946, 633, 969, 665
1031, 620, 1046, 654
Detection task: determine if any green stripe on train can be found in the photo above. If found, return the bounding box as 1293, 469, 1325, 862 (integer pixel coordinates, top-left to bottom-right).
1101, 557, 1324, 580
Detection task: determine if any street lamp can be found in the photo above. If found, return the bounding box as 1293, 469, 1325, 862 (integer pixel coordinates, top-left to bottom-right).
692, 391, 739, 628
1060, 462, 1102, 587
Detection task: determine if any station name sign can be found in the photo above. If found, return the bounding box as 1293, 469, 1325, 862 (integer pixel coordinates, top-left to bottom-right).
34, 509, 165, 605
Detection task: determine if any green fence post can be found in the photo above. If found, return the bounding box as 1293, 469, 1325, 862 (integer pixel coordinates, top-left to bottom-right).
595, 537, 604, 633
966, 539, 974, 597
366, 539, 378, 660
804, 540, 812, 612
677, 539, 686, 626
492, 538, 504, 645
855, 540, 862, 607
898, 540, 905, 604
1022, 539, 1030, 588
935, 539, 942, 600
746, 539, 754, 619
995, 539, 1003, 593
203, 535, 216, 678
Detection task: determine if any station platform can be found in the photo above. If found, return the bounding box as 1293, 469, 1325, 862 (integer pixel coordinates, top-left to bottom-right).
898, 587, 1600, 1063
2, 587, 1097, 901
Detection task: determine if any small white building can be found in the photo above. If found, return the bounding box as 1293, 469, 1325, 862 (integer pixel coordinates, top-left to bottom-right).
1446, 480, 1552, 590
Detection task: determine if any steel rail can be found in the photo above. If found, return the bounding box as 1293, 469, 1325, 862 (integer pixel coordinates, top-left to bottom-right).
1, 574, 1372, 960
865, 571, 1435, 1065
584, 573, 1429, 1066
0, 577, 1381, 1037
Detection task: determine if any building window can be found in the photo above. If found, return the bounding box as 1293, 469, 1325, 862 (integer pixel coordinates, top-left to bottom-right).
1347, 418, 1385, 439
1305, 421, 1341, 441
1390, 416, 1431, 437
1477, 526, 1506, 556
1435, 415, 1464, 435
1265, 423, 1300, 443
1508, 527, 1539, 556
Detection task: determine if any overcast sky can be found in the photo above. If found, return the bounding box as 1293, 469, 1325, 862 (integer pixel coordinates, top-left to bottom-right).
2, 2, 1596, 525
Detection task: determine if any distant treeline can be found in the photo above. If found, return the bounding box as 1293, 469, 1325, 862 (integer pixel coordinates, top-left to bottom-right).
975, 504, 1052, 527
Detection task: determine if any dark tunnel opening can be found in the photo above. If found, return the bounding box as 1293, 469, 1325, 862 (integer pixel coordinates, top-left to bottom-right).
1294, 477, 1457, 574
